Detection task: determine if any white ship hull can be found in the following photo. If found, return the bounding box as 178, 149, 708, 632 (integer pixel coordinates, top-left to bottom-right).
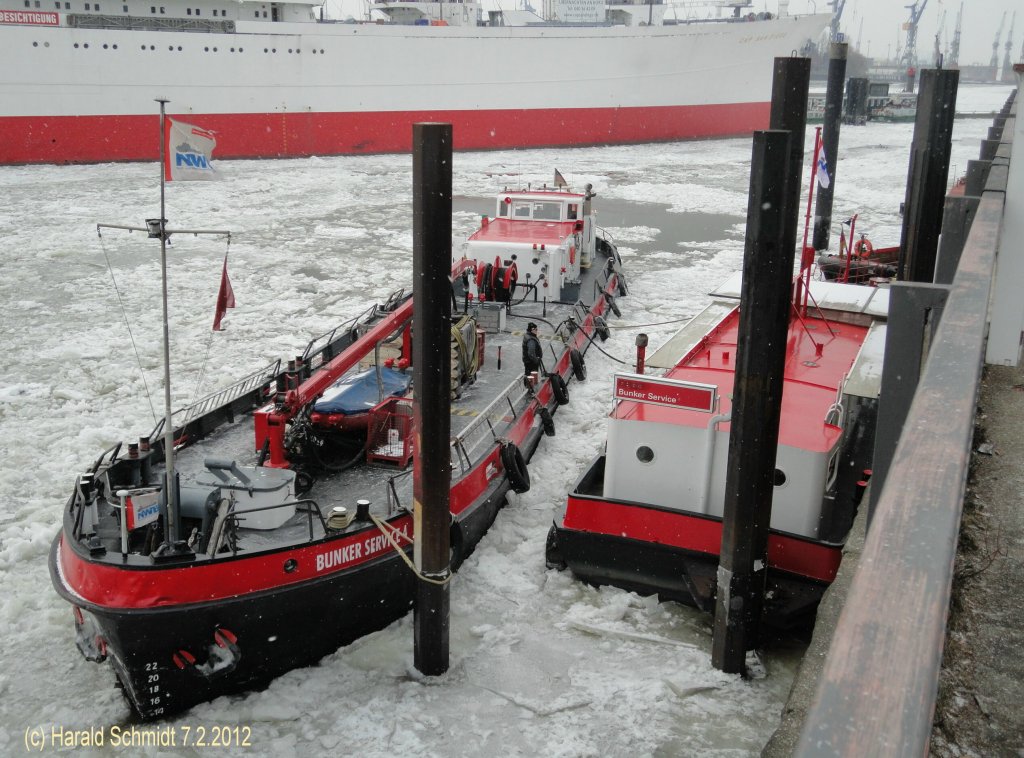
0, 12, 828, 163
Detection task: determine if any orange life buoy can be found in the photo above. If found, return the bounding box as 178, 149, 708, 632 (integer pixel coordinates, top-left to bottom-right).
854, 238, 874, 258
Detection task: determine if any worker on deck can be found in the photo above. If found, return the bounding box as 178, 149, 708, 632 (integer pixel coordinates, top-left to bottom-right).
522, 322, 543, 392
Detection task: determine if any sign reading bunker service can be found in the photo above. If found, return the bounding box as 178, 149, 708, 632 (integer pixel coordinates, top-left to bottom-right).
613, 373, 717, 413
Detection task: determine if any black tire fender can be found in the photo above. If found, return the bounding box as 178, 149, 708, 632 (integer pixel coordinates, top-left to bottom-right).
606, 294, 621, 318
538, 406, 555, 437
616, 272, 628, 297
550, 373, 569, 406
594, 316, 610, 342
449, 524, 464, 572
545, 524, 567, 571
570, 348, 586, 381
500, 441, 530, 494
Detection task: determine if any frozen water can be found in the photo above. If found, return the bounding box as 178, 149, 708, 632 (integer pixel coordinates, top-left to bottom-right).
0, 84, 1012, 756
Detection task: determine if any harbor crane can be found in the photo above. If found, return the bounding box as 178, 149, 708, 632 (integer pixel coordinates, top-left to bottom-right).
990, 11, 1006, 74
899, 0, 928, 92
1002, 12, 1017, 83
934, 7, 946, 66
829, 0, 846, 42
949, 2, 963, 69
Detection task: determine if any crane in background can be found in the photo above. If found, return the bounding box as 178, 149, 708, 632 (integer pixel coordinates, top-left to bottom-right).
933, 6, 946, 67
899, 0, 928, 92
949, 2, 963, 69
829, 0, 846, 42
990, 11, 1006, 80
1002, 12, 1017, 83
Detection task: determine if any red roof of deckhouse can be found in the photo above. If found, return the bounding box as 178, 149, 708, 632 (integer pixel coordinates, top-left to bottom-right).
467, 218, 577, 248
613, 308, 870, 454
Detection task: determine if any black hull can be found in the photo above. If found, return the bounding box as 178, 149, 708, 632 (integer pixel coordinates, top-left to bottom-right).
51, 455, 525, 720
547, 457, 840, 636
547, 525, 828, 634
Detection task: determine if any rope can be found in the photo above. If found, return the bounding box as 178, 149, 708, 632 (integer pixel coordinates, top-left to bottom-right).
98, 230, 158, 424
571, 319, 631, 365
370, 513, 452, 586
603, 316, 694, 329
188, 330, 217, 412
190, 238, 234, 409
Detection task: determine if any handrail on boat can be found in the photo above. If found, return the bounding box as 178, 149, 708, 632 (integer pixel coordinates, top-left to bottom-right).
451, 375, 531, 472
148, 359, 281, 443
219, 498, 327, 554
301, 305, 373, 368
301, 288, 410, 370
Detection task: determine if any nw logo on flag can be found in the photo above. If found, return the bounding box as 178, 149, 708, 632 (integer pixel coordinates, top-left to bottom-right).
164, 118, 218, 181
174, 143, 212, 170
816, 155, 831, 189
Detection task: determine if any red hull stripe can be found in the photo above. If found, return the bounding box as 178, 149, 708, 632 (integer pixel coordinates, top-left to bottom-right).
58, 516, 413, 610
564, 495, 841, 583
0, 104, 768, 164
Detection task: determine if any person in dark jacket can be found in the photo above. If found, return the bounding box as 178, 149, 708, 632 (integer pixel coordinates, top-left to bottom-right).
522, 322, 544, 391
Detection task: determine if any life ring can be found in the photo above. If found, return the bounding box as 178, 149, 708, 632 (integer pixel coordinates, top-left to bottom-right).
594, 316, 610, 342
500, 441, 530, 494
606, 294, 622, 318
570, 348, 586, 381
854, 238, 874, 259
550, 373, 570, 406
538, 406, 555, 437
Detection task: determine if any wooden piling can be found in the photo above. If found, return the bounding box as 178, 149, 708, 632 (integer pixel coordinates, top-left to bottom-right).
812, 42, 847, 252
897, 68, 960, 283
412, 122, 452, 676
711, 129, 793, 674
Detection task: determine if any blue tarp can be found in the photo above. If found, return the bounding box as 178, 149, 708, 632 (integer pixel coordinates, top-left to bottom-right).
313, 367, 411, 415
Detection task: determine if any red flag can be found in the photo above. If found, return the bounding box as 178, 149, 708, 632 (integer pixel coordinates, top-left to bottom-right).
213, 253, 235, 330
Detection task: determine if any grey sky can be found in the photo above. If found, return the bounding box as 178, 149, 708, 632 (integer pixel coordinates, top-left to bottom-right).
788, 0, 1022, 66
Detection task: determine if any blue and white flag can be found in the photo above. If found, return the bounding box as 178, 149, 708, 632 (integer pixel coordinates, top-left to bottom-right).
164, 117, 218, 181
816, 154, 831, 189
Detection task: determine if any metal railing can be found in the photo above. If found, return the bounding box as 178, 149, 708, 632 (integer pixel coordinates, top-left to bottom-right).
450, 376, 529, 474
66, 14, 235, 32
149, 359, 280, 441
794, 92, 1017, 756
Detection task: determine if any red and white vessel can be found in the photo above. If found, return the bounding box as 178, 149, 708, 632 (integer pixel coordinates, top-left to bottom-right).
0, 1, 828, 165
546, 270, 888, 629
50, 173, 624, 718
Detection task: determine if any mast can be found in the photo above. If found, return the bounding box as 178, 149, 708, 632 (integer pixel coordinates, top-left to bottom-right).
156, 98, 181, 549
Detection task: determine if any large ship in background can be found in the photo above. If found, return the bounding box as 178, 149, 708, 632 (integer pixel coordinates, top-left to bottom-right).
0, 0, 828, 164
